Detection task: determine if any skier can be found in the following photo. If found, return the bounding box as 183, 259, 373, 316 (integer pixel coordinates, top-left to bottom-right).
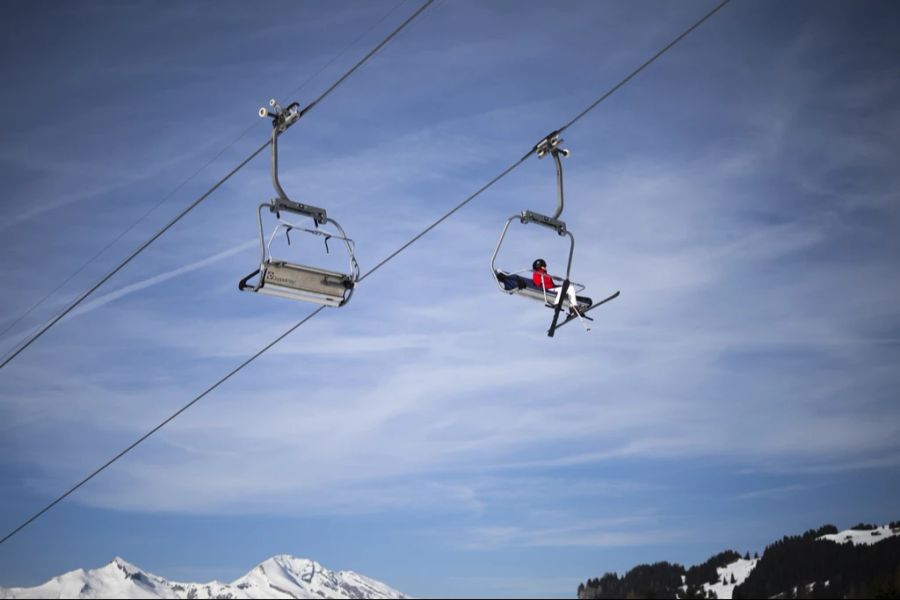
532, 258, 580, 314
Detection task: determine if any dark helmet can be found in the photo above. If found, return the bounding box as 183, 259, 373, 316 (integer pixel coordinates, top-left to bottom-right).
532, 258, 547, 270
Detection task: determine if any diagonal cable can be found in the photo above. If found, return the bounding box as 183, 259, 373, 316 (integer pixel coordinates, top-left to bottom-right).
0, 0, 728, 546
298, 0, 434, 119
0, 0, 410, 349
359, 150, 533, 282
0, 0, 434, 372
0, 141, 269, 372
0, 306, 326, 546
559, 0, 730, 134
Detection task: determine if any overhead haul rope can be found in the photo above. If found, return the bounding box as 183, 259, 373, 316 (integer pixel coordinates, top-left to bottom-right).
0, 1, 411, 349
0, 0, 729, 546
363, 0, 731, 278
0, 0, 434, 373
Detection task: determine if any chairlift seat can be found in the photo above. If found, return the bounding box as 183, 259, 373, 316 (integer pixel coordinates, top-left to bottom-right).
249, 261, 354, 307
494, 269, 591, 310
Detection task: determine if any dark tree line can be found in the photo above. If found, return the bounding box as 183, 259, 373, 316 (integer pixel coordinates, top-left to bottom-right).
733, 526, 900, 599
577, 522, 900, 599
577, 550, 751, 598
684, 550, 741, 588
578, 562, 688, 599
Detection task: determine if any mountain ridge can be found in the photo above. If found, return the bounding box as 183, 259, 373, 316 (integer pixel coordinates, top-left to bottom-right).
0, 554, 410, 599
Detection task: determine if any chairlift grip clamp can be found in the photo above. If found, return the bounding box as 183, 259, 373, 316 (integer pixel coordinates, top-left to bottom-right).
534, 130, 569, 159
520, 210, 567, 235
259, 99, 302, 133
270, 198, 328, 226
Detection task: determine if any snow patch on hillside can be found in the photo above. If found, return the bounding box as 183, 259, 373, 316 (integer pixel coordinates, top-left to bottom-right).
701, 558, 758, 600
819, 524, 900, 546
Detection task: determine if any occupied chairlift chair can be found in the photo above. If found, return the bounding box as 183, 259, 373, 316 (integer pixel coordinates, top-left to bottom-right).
490, 132, 619, 337
239, 100, 360, 307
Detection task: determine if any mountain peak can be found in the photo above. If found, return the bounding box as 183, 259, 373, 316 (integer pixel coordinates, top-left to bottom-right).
236, 554, 405, 598
1, 555, 409, 599
261, 554, 320, 570
109, 556, 139, 571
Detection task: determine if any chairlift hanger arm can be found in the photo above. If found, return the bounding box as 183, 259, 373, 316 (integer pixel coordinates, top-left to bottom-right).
260, 99, 328, 225
514, 129, 571, 235
533, 130, 570, 220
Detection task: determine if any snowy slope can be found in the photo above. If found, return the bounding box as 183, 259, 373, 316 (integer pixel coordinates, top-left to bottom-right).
0, 555, 409, 600
700, 558, 757, 600
818, 524, 900, 546
691, 523, 900, 599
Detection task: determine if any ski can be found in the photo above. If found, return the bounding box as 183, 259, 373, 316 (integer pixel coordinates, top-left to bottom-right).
546, 279, 572, 337
551, 290, 620, 334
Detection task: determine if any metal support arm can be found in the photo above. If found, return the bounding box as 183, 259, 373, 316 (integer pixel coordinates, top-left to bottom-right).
533, 130, 570, 220
266, 108, 327, 225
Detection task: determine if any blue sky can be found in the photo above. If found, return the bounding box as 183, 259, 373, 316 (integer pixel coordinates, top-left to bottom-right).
1, 1, 899, 598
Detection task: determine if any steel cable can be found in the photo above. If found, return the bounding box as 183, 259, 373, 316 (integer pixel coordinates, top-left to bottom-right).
0, 0, 728, 546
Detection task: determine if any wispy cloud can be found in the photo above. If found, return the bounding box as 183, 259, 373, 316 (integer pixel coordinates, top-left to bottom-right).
449, 514, 685, 550
735, 483, 816, 501
68, 239, 257, 319
2, 7, 899, 577
0, 240, 257, 354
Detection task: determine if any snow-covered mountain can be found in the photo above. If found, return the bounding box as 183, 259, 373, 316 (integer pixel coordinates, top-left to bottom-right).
579, 521, 900, 600
0, 555, 410, 600
696, 524, 900, 600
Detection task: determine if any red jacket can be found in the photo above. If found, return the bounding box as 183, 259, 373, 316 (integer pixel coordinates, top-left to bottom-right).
533, 269, 555, 290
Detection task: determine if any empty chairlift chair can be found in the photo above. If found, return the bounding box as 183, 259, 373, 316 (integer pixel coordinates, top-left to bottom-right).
239, 100, 359, 307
